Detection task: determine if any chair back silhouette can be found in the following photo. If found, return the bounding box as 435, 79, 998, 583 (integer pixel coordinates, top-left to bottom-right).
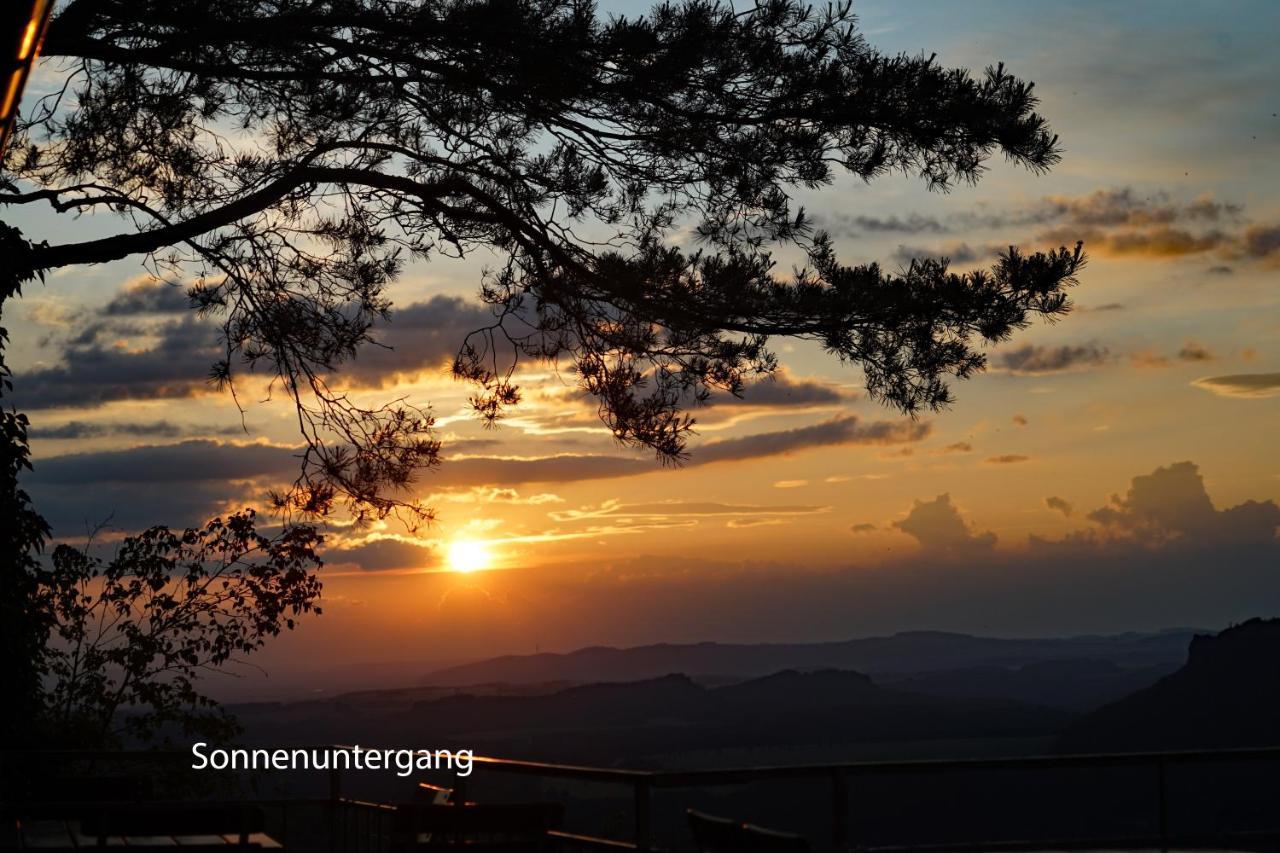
415, 782, 455, 805
687, 809, 810, 853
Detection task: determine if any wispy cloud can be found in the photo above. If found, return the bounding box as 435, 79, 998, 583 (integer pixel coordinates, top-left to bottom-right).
997, 343, 1112, 375
1192, 373, 1280, 399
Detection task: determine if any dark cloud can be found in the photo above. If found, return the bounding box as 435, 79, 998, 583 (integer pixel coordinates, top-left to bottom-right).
26, 440, 298, 485
14, 292, 492, 410
1012, 413, 1028, 427
1241, 224, 1280, 264
14, 315, 223, 410
1082, 461, 1280, 547
28, 419, 242, 440
695, 415, 930, 465
818, 212, 947, 236
1205, 265, 1234, 276
709, 371, 853, 409
890, 242, 1003, 267
25, 440, 293, 533
1038, 188, 1242, 228
103, 279, 192, 315
986, 454, 1030, 465
892, 493, 996, 552
1045, 496, 1074, 517
341, 295, 496, 386
23, 409, 930, 536
32, 481, 260, 535
883, 188, 1243, 235
938, 441, 972, 454
849, 523, 878, 533
997, 343, 1112, 375
856, 188, 1278, 269
325, 537, 439, 572
1192, 373, 1280, 399
1176, 340, 1215, 362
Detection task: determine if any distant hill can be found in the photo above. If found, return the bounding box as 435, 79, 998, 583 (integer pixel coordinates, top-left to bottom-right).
235, 667, 1073, 764
1059, 618, 1280, 752
421, 630, 1199, 688
885, 658, 1179, 711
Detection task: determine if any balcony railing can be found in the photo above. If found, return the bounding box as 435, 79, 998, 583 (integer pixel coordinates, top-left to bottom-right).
6, 746, 1280, 853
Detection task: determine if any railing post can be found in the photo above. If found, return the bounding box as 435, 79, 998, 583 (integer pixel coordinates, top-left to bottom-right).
329, 764, 343, 853
330, 764, 344, 802
634, 778, 652, 853
453, 764, 470, 805
831, 768, 849, 852
1156, 755, 1168, 853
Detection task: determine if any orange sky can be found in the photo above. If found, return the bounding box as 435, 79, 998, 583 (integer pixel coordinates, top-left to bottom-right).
8, 0, 1279, 685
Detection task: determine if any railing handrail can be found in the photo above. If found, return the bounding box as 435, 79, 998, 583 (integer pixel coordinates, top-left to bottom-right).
7, 743, 1280, 782
5, 744, 1280, 853
467, 744, 1280, 787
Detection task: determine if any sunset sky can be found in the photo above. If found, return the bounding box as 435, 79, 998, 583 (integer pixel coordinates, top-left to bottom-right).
9, 0, 1279, 686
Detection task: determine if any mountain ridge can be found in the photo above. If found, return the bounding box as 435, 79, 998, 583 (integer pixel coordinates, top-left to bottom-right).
421, 628, 1202, 687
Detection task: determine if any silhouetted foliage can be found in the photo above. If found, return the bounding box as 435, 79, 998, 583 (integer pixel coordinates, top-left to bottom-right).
34, 511, 323, 746
0, 224, 54, 747
3, 0, 1084, 523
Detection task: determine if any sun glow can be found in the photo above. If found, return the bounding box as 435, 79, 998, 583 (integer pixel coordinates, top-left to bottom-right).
446, 539, 492, 573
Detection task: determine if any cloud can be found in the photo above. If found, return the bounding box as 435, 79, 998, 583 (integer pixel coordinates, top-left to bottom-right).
550, 501, 829, 524
997, 343, 1112, 375
1045, 496, 1074, 517
24, 409, 923, 531
892, 494, 996, 552
13, 291, 492, 410
726, 518, 790, 529
340, 295, 496, 386
890, 242, 1003, 267
856, 188, 1280, 269
28, 419, 243, 440
707, 371, 853, 409
432, 453, 650, 486
819, 212, 947, 236
1040, 225, 1229, 258
1082, 461, 1280, 546
23, 440, 290, 532
425, 487, 564, 506
1192, 373, 1280, 399
693, 415, 930, 465
26, 440, 297, 486
325, 536, 440, 572
1241, 224, 1280, 265
849, 523, 878, 533
103, 278, 192, 315
986, 454, 1030, 465
1012, 414, 1028, 427
937, 441, 972, 454
1130, 349, 1171, 369
1176, 341, 1215, 362
14, 315, 224, 410
1037, 188, 1241, 228
773, 480, 808, 489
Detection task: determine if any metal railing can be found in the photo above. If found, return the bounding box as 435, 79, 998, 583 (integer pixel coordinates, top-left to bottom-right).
6, 746, 1280, 853
447, 746, 1280, 853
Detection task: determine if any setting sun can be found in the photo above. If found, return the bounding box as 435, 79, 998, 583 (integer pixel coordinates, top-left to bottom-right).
446, 539, 492, 573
